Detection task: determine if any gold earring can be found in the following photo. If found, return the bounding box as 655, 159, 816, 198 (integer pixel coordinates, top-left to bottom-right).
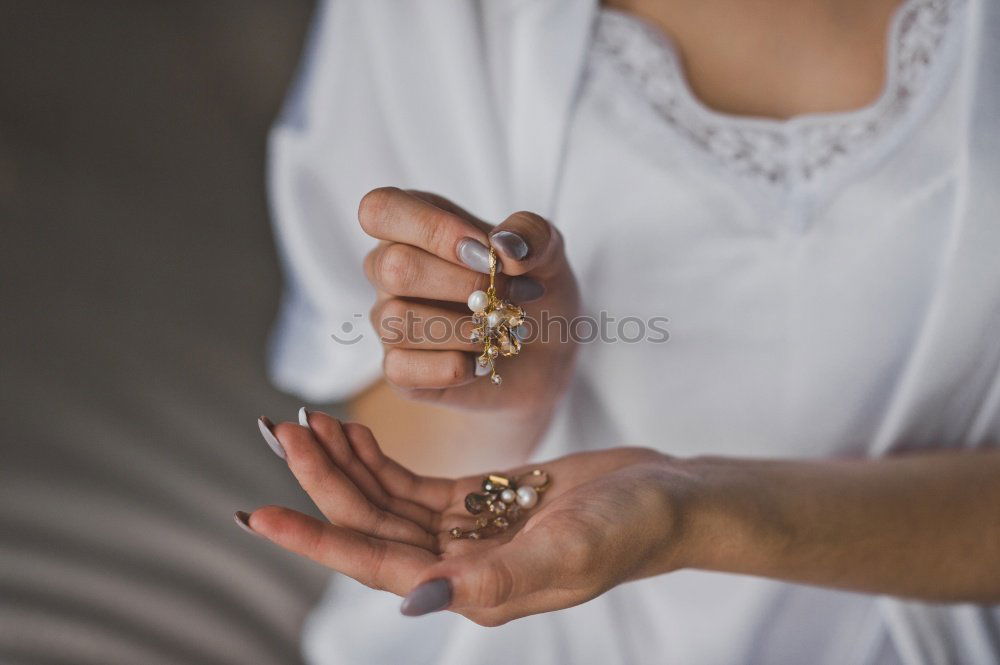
466, 248, 526, 387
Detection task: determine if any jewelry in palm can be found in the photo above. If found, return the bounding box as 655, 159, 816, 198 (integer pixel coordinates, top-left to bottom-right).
466, 247, 526, 386
450, 469, 551, 539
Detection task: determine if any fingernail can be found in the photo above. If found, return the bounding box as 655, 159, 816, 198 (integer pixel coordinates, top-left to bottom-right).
400, 578, 452, 616
474, 360, 492, 377
457, 238, 493, 274
490, 231, 528, 260
233, 510, 262, 538
258, 416, 286, 460
298, 407, 310, 429
508, 276, 545, 302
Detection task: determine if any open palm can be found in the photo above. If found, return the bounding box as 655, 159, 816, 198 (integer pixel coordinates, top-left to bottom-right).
241, 411, 684, 626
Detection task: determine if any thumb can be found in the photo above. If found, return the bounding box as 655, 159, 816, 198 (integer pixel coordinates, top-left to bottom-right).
489, 211, 567, 280
399, 538, 558, 619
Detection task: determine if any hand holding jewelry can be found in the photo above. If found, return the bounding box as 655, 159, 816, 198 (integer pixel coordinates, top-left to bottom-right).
239, 411, 689, 627
358, 188, 580, 415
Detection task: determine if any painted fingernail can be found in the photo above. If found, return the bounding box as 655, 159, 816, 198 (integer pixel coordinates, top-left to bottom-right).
298, 407, 310, 429
490, 231, 528, 260
400, 578, 452, 616
508, 276, 545, 302
457, 238, 493, 274
233, 510, 262, 538
474, 359, 492, 377
258, 416, 286, 460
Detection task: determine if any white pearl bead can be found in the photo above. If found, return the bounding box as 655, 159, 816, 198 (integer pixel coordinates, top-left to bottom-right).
486, 310, 501, 328
467, 290, 488, 312
500, 489, 516, 504
515, 486, 538, 509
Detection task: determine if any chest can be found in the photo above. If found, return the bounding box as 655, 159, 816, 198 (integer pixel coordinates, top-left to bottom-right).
545, 3, 998, 456
601, 0, 901, 120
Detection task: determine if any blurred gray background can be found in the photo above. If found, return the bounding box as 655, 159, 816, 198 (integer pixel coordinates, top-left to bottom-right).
0, 2, 335, 663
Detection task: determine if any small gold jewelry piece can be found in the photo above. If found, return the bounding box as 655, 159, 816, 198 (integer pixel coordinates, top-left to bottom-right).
450, 469, 550, 540
466, 248, 526, 387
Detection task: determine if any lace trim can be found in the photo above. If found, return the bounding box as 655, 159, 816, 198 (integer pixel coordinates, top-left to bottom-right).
591, 0, 963, 189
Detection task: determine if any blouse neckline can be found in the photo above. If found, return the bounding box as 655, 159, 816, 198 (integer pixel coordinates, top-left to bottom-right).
591, 0, 967, 201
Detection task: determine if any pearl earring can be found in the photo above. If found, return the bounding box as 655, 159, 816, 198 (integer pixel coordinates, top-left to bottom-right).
467, 247, 526, 387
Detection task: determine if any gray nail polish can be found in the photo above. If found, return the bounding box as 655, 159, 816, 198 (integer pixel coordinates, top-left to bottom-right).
234, 510, 262, 538
457, 238, 492, 274
258, 416, 286, 460
491, 231, 529, 260
400, 578, 452, 616
298, 407, 310, 429
508, 276, 545, 302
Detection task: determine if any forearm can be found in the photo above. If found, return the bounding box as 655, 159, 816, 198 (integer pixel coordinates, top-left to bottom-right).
349, 379, 553, 477
673, 449, 1000, 602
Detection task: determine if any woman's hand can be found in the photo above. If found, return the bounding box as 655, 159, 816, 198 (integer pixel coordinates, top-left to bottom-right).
359, 187, 580, 413
239, 411, 1000, 622
239, 411, 694, 626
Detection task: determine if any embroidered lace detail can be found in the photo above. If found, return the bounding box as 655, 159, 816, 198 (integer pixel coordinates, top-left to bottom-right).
591, 0, 963, 189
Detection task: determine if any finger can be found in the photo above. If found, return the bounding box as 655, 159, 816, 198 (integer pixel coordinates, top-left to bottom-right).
372, 298, 478, 351
358, 187, 494, 272
406, 190, 492, 233
301, 411, 439, 531
247, 506, 432, 595
271, 421, 437, 550
365, 242, 545, 304
489, 211, 566, 279
341, 421, 455, 514
365, 241, 486, 300
383, 348, 477, 390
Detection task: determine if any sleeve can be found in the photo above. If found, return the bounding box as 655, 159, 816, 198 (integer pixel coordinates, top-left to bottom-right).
264, 0, 512, 402
265, 0, 387, 403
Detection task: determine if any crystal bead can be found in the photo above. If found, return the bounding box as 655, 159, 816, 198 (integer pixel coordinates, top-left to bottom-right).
464, 493, 489, 514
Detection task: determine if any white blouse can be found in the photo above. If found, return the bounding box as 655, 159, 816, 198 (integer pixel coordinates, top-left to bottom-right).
266, 1, 1000, 663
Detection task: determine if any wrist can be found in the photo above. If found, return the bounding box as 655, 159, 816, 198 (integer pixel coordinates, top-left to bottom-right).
662, 456, 792, 576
